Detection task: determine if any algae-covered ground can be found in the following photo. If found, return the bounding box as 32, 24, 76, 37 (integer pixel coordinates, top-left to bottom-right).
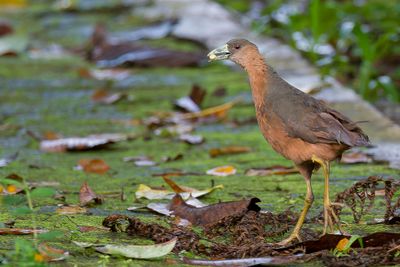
0, 1, 399, 266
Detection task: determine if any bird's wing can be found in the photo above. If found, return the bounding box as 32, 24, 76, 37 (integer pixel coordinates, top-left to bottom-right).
273, 93, 369, 146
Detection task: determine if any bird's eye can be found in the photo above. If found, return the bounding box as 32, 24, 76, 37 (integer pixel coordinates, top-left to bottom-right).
234, 44, 241, 49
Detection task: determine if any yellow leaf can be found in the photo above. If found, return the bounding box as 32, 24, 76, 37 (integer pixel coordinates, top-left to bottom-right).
336, 238, 349, 252
206, 165, 237, 176
34, 253, 44, 262
0, 0, 26, 8
6, 184, 17, 193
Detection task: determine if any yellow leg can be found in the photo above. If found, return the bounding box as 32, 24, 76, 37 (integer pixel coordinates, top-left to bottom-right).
311, 155, 342, 235
278, 176, 313, 246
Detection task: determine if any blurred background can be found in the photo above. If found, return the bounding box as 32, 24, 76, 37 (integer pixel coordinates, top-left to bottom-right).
218, 0, 400, 122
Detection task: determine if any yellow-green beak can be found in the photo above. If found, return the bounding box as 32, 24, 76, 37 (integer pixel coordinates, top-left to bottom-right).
207, 44, 230, 62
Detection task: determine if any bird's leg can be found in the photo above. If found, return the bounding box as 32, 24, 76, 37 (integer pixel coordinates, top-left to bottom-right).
311, 155, 342, 235
278, 175, 313, 246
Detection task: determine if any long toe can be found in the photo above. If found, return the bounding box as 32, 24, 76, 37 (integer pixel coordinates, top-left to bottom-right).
277, 234, 302, 246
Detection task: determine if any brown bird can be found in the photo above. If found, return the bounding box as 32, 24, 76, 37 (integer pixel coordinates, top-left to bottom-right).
207, 39, 370, 245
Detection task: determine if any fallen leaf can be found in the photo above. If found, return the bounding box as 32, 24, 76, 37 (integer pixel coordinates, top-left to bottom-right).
0, 34, 28, 56
0, 0, 26, 8
335, 237, 349, 252
245, 165, 299, 176
209, 146, 252, 158
0, 22, 13, 37
1, 173, 24, 195
135, 183, 223, 200
0, 228, 48, 235
91, 89, 126, 105
161, 153, 183, 163
123, 156, 157, 166
40, 133, 129, 152
37, 243, 69, 262
154, 124, 193, 137
182, 255, 302, 266
174, 84, 206, 113
280, 232, 400, 253
179, 134, 204, 145
109, 19, 177, 43
0, 152, 18, 168
89, 25, 202, 68
78, 159, 109, 174
79, 68, 131, 81
179, 100, 238, 122
170, 194, 260, 226
206, 165, 236, 176
56, 205, 87, 215
79, 182, 103, 206
74, 238, 177, 259
129, 196, 206, 216
341, 151, 373, 164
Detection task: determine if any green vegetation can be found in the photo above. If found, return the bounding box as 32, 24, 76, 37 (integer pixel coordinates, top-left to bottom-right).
216, 0, 400, 102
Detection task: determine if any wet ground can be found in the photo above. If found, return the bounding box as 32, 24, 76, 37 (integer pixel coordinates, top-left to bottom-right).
0, 1, 399, 266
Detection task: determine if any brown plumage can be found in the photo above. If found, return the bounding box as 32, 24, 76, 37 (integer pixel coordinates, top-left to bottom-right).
208, 39, 370, 245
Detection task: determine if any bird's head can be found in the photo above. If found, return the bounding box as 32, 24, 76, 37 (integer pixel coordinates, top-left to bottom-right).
207, 39, 258, 67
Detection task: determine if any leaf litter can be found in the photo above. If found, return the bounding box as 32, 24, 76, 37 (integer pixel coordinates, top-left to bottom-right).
101, 176, 400, 265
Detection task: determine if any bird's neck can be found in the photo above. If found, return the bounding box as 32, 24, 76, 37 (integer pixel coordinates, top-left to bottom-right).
244, 56, 269, 111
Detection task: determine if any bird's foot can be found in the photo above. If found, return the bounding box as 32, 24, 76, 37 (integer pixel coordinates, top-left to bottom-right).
322, 201, 343, 236
277, 233, 302, 247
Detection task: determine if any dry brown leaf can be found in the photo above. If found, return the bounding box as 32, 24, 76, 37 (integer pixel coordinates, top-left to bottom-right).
88, 24, 202, 68
209, 146, 252, 158
56, 205, 87, 215
169, 194, 260, 226
245, 165, 299, 176
179, 100, 238, 122
91, 89, 126, 105
174, 84, 206, 113
0, 228, 48, 235
341, 151, 373, 164
79, 181, 103, 206
78, 158, 110, 174
161, 153, 183, 163
38, 243, 69, 262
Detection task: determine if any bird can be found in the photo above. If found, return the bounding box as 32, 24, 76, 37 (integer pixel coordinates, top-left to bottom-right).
207, 39, 370, 245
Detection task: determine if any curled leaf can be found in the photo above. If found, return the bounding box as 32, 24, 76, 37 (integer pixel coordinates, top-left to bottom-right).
92, 238, 177, 259
79, 182, 103, 206
38, 243, 69, 262
170, 194, 261, 226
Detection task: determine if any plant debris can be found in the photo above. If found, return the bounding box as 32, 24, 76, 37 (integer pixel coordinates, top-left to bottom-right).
0, 228, 48, 235
91, 89, 126, 105
209, 146, 252, 158
333, 176, 400, 223
169, 194, 261, 226
88, 24, 203, 68
174, 84, 206, 113
206, 165, 237, 176
79, 182, 103, 206
340, 151, 373, 164
77, 158, 110, 175
245, 165, 299, 176
40, 133, 129, 152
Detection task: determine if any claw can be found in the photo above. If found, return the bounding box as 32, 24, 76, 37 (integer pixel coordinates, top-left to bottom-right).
277, 233, 302, 246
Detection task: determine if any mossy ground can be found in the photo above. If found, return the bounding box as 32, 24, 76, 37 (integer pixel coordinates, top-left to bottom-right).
0, 2, 399, 266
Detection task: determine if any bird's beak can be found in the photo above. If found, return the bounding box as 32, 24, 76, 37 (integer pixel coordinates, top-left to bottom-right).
207, 44, 230, 62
